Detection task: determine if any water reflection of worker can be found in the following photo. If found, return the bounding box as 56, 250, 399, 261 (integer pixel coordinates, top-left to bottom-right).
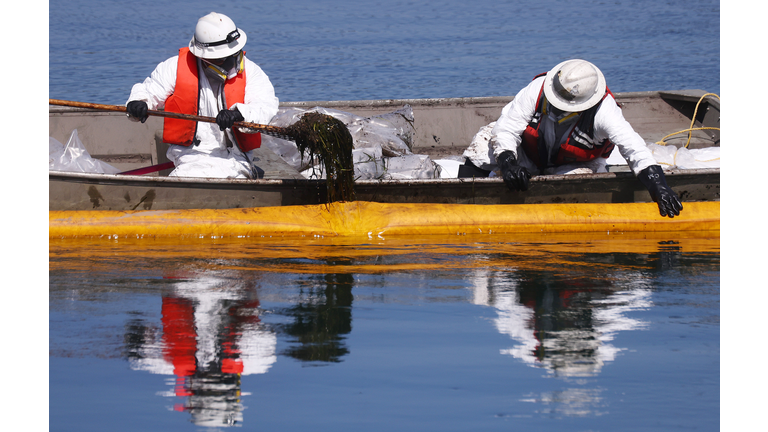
125, 275, 276, 428
468, 267, 650, 378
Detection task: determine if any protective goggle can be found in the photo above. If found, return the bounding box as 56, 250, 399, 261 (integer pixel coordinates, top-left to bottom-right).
203, 50, 243, 65
194, 29, 240, 48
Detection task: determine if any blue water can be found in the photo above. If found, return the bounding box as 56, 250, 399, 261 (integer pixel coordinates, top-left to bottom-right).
48, 0, 720, 105
48, 235, 719, 431
47, 2, 722, 430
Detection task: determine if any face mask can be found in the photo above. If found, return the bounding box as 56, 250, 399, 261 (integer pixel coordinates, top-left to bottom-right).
202, 51, 244, 82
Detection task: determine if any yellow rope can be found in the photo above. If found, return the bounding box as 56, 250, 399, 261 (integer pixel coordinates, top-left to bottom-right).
655, 93, 720, 148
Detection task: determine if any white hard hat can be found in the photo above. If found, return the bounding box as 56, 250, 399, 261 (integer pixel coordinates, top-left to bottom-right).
188, 12, 247, 59
543, 59, 606, 112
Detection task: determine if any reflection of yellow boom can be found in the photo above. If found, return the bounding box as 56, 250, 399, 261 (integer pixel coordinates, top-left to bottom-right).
50, 201, 719, 239
49, 225, 719, 275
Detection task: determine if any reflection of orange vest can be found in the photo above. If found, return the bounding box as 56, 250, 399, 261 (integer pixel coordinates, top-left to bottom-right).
161, 297, 197, 380
521, 74, 615, 169
162, 47, 262, 152
160, 295, 248, 380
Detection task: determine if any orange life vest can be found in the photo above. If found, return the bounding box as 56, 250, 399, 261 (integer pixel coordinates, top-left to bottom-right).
521, 74, 615, 169
162, 47, 262, 152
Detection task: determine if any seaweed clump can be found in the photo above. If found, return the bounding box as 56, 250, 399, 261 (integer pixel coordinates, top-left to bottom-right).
285, 112, 356, 203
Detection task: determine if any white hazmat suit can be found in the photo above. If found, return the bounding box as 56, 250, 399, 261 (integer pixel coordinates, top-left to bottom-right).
465, 76, 657, 176
127, 54, 279, 178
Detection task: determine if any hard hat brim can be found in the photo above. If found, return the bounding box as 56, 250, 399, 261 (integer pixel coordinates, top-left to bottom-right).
188, 28, 247, 59
543, 59, 606, 112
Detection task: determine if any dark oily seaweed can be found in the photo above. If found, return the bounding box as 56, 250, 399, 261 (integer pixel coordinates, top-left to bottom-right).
286, 112, 356, 203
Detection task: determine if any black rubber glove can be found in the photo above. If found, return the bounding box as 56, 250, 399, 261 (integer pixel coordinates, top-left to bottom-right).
497, 150, 532, 191
637, 165, 683, 218
216, 108, 245, 131
126, 100, 149, 123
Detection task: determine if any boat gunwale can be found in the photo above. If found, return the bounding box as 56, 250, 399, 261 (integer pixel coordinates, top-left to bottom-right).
49, 168, 720, 189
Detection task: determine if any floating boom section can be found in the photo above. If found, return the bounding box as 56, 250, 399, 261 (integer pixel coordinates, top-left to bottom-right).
49, 201, 720, 239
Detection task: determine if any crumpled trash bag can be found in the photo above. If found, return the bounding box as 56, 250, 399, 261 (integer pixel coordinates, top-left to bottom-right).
353, 146, 386, 180
383, 154, 442, 179
260, 134, 306, 172
348, 106, 414, 157
265, 105, 441, 179
269, 105, 414, 157
49, 129, 120, 174
647, 143, 678, 169
675, 146, 720, 169
647, 143, 720, 169
301, 150, 441, 180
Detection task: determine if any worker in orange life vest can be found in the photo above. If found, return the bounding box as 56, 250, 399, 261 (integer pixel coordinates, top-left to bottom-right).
462, 59, 683, 218
125, 12, 279, 179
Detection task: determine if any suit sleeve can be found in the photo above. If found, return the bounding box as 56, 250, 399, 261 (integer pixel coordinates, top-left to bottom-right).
126, 56, 179, 110
594, 96, 658, 175
230, 59, 280, 125
490, 77, 543, 161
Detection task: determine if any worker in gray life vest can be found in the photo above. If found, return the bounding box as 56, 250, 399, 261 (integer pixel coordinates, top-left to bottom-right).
460, 59, 683, 218
125, 12, 279, 179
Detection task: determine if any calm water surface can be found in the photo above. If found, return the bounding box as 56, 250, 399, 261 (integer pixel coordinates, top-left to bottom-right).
49, 234, 719, 431
48, 0, 720, 104
48, 1, 721, 430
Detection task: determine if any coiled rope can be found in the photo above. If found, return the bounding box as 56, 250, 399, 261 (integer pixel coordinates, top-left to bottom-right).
651, 93, 720, 168
655, 93, 720, 148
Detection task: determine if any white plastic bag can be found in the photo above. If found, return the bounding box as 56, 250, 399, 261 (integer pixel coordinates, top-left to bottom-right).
647, 143, 678, 168
647, 143, 720, 169
674, 147, 720, 169
353, 147, 386, 180
49, 130, 121, 174
349, 105, 414, 156
270, 105, 414, 156
383, 154, 441, 179
269, 105, 420, 179
434, 156, 465, 178
260, 134, 307, 172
